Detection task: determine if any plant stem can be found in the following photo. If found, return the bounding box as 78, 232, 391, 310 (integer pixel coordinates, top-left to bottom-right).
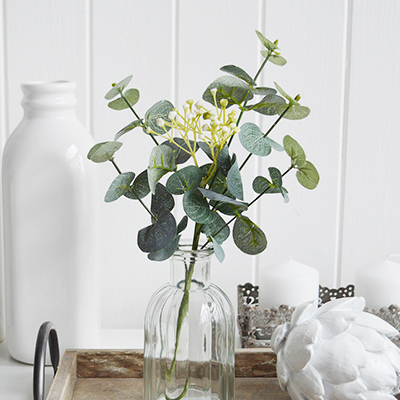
239, 105, 290, 172
119, 89, 159, 146
111, 158, 122, 174
227, 52, 271, 148
165, 259, 195, 400
191, 223, 202, 250
200, 165, 294, 249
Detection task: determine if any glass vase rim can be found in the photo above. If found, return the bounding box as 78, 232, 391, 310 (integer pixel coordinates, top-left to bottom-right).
173, 241, 214, 259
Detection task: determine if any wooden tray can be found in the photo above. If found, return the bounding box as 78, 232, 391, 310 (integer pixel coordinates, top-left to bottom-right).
46, 348, 291, 400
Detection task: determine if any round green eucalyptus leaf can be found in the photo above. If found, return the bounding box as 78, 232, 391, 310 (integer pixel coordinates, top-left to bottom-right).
252, 175, 289, 202
283, 135, 306, 167
251, 94, 286, 116
148, 234, 180, 261
198, 188, 246, 209
201, 212, 230, 245
252, 176, 273, 194
183, 189, 215, 224
239, 123, 271, 156
151, 183, 175, 218
137, 209, 176, 253
87, 141, 123, 163
227, 158, 243, 200
296, 161, 320, 189
162, 138, 197, 164
276, 103, 310, 120
261, 52, 287, 66
176, 216, 188, 235
233, 216, 267, 255
268, 167, 282, 190
220, 65, 256, 88
144, 100, 174, 135
212, 201, 246, 216
211, 238, 225, 263
274, 82, 292, 102
104, 75, 133, 100
148, 144, 177, 194
253, 87, 277, 96
114, 119, 143, 141
202, 75, 253, 108
124, 169, 150, 200
104, 172, 135, 203
255, 31, 278, 52
107, 88, 140, 110
166, 165, 202, 195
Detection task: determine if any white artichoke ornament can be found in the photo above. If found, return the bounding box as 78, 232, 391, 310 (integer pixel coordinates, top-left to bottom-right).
271, 297, 400, 400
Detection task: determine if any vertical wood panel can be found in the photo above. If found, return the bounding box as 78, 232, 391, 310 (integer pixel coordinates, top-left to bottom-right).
341, 0, 400, 285
92, 0, 174, 328
253, 0, 348, 288
5, 0, 90, 132
0, 0, 6, 342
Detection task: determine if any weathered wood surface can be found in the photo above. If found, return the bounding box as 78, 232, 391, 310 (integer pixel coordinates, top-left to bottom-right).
46, 349, 289, 400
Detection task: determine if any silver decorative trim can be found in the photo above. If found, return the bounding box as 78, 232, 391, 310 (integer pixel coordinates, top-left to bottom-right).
237, 283, 400, 348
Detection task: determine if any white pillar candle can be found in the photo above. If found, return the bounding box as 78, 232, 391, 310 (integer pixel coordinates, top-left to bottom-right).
355, 257, 400, 309
258, 258, 320, 309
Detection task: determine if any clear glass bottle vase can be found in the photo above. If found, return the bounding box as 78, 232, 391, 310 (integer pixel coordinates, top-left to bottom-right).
144, 244, 235, 400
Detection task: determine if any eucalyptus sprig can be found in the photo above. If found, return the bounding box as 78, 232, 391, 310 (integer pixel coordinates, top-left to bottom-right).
88, 30, 319, 263
87, 30, 320, 400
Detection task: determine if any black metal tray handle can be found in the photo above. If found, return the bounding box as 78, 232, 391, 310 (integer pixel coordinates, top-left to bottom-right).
33, 321, 60, 400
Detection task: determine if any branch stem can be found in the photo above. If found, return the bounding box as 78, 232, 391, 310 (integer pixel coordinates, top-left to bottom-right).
109, 158, 157, 221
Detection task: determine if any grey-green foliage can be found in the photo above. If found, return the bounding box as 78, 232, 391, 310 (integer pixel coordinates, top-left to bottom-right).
87, 30, 320, 263
108, 88, 140, 110
202, 76, 254, 108
147, 144, 177, 194
105, 172, 135, 203
87, 141, 122, 163
143, 100, 174, 135
233, 216, 267, 255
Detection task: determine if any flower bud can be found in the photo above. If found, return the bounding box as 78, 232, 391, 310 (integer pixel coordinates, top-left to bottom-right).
220, 99, 228, 108
222, 126, 229, 133
146, 127, 152, 134
183, 103, 189, 110
210, 88, 217, 96
156, 118, 165, 127
186, 99, 194, 106
168, 111, 177, 120
202, 124, 210, 131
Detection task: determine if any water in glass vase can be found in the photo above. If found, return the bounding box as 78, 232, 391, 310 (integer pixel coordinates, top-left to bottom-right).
143, 244, 235, 400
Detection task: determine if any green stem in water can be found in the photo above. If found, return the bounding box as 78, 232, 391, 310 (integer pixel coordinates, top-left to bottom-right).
165, 260, 196, 400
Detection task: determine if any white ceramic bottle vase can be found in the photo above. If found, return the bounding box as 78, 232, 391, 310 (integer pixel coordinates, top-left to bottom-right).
2, 81, 98, 363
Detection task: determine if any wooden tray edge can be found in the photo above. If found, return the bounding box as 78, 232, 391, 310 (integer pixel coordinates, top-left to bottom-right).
46, 348, 277, 399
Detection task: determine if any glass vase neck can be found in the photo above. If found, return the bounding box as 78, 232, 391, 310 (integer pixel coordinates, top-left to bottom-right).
21, 81, 78, 117
170, 244, 214, 290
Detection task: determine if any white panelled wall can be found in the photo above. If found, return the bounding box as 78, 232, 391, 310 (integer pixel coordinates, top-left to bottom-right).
0, 0, 400, 334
